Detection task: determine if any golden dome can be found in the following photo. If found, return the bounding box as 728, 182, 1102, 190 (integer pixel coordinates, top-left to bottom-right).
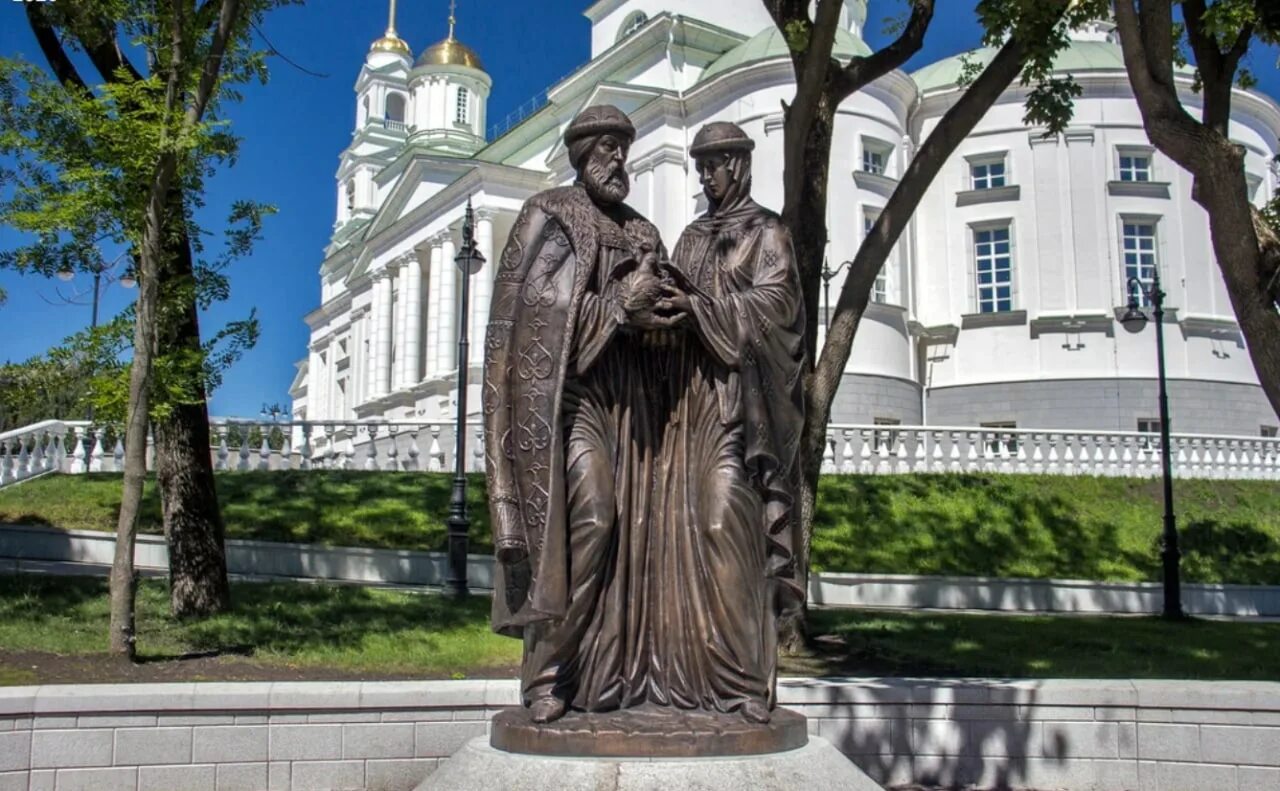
370, 33, 410, 56
415, 36, 485, 70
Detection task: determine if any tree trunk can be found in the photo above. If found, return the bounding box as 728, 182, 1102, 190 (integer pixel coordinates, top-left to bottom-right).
156, 404, 230, 617
155, 193, 231, 618
1112, 1, 1280, 419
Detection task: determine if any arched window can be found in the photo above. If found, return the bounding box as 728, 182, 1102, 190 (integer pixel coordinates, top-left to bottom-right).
617, 11, 648, 41
345, 180, 355, 212
384, 93, 405, 123
361, 96, 370, 124
455, 86, 469, 124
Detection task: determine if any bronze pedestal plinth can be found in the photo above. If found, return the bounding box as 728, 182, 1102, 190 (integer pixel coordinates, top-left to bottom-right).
490, 706, 808, 758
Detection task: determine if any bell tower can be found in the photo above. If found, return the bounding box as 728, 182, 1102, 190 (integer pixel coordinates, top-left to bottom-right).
407, 0, 492, 157
335, 0, 413, 230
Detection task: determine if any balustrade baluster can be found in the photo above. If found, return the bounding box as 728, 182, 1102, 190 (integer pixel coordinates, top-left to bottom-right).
15, 436, 31, 480
258, 428, 272, 471
237, 426, 252, 472
405, 429, 421, 471
948, 430, 961, 472
299, 423, 314, 471
857, 429, 872, 474
0, 439, 13, 485
821, 433, 836, 474
473, 427, 484, 473
88, 428, 105, 472
279, 432, 293, 471
1030, 434, 1043, 474
69, 427, 88, 474
387, 425, 402, 471
365, 425, 381, 471
213, 426, 229, 471
1226, 440, 1240, 480
112, 435, 125, 473
1121, 439, 1134, 478
912, 430, 927, 473
1046, 433, 1060, 475
1213, 439, 1228, 480
31, 430, 47, 475
930, 431, 944, 473
428, 426, 444, 472
1015, 434, 1028, 473
840, 429, 855, 474
50, 428, 67, 473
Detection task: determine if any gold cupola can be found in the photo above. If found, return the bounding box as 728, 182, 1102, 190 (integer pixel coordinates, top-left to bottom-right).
370, 0, 410, 57
415, 1, 485, 71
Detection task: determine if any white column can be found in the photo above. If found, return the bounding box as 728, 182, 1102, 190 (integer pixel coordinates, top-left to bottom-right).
372, 270, 394, 397
438, 233, 458, 371
392, 257, 409, 390
402, 251, 424, 385
308, 345, 324, 420
426, 234, 445, 376
470, 209, 496, 367
363, 311, 375, 402
326, 337, 339, 419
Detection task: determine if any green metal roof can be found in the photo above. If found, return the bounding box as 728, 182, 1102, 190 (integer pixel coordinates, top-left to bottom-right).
700, 26, 872, 83
912, 40, 1191, 93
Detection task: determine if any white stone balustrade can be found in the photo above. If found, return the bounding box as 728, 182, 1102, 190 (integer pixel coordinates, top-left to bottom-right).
1, 421, 1277, 487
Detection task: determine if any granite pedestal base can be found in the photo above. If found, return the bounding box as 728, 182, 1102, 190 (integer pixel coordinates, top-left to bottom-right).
414, 735, 884, 790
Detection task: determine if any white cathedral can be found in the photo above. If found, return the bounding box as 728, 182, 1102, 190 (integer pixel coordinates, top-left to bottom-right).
291, 0, 1280, 441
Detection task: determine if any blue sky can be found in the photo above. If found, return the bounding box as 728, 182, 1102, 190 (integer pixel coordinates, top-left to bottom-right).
1, 1, 1277, 419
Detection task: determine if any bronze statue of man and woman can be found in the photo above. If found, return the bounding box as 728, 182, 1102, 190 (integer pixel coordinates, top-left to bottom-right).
482, 104, 806, 734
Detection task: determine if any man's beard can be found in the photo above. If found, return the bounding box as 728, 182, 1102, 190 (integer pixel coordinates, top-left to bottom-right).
581, 156, 630, 204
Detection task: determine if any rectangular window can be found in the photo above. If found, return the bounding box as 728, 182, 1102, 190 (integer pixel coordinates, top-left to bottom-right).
981, 421, 1018, 454
455, 86, 470, 124
1137, 418, 1162, 451
1122, 221, 1158, 308
974, 225, 1013, 313
866, 211, 887, 304
862, 148, 885, 175
1262, 425, 1278, 438
1118, 151, 1152, 182
971, 157, 1007, 190
861, 138, 892, 176
872, 417, 900, 452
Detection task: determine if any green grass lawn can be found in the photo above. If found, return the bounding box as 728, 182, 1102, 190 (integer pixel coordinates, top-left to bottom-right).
0, 575, 1275, 685
1, 471, 1278, 584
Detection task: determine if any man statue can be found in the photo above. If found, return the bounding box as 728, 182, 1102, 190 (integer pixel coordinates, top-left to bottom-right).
649, 121, 807, 724
482, 105, 674, 724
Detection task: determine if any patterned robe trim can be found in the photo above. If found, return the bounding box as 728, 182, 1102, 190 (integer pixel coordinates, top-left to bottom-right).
483, 184, 661, 636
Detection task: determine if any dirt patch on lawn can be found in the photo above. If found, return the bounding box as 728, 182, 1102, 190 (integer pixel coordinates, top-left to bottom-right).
0, 650, 521, 686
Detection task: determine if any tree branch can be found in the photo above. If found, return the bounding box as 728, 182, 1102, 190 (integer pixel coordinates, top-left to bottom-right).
833, 0, 935, 101
24, 4, 89, 91
813, 31, 1032, 415
185, 0, 242, 129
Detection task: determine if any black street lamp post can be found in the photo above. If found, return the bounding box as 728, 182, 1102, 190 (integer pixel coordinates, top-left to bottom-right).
820, 259, 853, 331
446, 199, 484, 598
1120, 267, 1183, 620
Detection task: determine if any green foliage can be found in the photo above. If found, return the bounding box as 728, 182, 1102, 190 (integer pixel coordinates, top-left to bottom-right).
0, 0, 296, 422
974, 0, 1112, 134
0, 319, 131, 431
1177, 0, 1280, 91
3, 472, 1277, 585
783, 19, 812, 53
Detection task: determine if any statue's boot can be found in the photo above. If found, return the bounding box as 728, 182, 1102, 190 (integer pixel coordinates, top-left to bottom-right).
739, 700, 771, 724
529, 696, 567, 724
